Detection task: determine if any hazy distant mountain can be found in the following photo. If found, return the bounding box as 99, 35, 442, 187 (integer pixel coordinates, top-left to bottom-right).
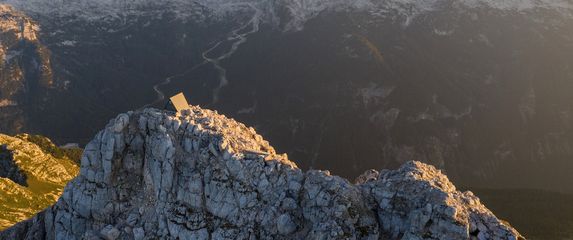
473, 188, 573, 240
2, 0, 572, 29
0, 0, 572, 195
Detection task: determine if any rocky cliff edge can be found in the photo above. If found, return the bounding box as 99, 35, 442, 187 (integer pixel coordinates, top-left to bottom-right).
0, 106, 523, 239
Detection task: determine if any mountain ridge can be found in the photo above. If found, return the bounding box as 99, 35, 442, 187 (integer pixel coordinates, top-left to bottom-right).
0, 106, 522, 239
1, 0, 572, 31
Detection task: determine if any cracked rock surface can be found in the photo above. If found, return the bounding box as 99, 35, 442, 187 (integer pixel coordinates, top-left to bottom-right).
0, 106, 523, 239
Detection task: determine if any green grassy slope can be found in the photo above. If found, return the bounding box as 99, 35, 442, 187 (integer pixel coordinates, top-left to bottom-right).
0, 134, 80, 230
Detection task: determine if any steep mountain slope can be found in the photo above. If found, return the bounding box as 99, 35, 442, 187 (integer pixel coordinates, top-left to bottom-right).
0, 107, 522, 239
0, 134, 79, 230
0, 4, 54, 134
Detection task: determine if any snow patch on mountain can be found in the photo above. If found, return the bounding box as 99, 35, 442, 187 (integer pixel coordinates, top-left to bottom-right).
1, 0, 572, 30
462, 0, 573, 12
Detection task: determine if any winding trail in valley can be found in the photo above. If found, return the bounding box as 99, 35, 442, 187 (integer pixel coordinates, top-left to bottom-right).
202, 3, 262, 104
146, 62, 207, 107
148, 3, 262, 107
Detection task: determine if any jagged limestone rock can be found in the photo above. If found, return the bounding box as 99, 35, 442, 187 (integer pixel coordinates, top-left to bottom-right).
0, 106, 523, 239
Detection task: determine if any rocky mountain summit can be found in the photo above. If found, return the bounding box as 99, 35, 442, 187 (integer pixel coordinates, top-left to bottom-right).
0, 106, 522, 239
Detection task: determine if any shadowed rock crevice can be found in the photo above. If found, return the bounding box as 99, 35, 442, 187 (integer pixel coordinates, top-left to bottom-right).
0, 144, 27, 186
0, 106, 523, 239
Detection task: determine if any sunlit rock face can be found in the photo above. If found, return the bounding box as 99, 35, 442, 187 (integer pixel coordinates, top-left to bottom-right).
0, 134, 79, 230
0, 4, 53, 134
0, 107, 522, 239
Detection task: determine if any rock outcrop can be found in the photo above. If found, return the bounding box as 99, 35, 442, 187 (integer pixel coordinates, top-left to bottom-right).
0, 106, 523, 239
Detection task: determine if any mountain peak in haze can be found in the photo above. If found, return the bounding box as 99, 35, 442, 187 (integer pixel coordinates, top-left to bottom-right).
0, 106, 522, 239
2, 0, 572, 31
